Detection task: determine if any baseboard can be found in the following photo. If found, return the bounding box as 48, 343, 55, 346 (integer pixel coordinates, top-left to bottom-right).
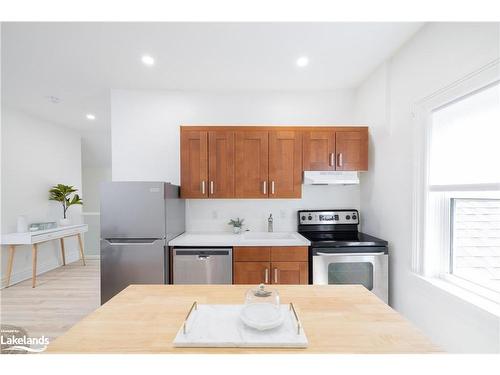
0, 253, 98, 289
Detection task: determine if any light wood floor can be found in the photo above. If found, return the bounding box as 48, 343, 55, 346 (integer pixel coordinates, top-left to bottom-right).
0, 259, 100, 342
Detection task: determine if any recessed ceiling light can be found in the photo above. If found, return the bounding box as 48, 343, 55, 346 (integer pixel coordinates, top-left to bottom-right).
141, 55, 155, 66
86, 113, 96, 120
296, 56, 309, 67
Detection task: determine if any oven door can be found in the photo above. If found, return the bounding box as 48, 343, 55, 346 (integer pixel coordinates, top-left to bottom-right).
312, 247, 388, 303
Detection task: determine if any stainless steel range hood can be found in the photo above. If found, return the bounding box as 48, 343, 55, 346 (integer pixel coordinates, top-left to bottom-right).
303, 171, 360, 185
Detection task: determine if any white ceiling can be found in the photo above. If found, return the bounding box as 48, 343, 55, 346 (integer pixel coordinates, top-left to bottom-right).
1, 22, 423, 166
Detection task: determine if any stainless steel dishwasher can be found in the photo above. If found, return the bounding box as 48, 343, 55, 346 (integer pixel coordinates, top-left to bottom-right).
172, 248, 233, 284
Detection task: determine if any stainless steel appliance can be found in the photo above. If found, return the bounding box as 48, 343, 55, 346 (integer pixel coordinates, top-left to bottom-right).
298, 209, 389, 303
100, 182, 185, 304
173, 248, 232, 284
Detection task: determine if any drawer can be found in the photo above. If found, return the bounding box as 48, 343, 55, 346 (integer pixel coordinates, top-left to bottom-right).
233, 247, 271, 262
271, 246, 308, 262
32, 229, 81, 243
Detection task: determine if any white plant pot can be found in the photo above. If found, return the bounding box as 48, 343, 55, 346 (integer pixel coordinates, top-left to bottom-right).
59, 218, 71, 227
233, 226, 242, 234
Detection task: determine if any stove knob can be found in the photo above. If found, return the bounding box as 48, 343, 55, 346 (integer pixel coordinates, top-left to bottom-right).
352, 214, 357, 220
346, 215, 351, 220
308, 215, 313, 221
301, 215, 306, 221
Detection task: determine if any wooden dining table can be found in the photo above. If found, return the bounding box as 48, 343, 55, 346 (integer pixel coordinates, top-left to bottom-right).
46, 284, 440, 354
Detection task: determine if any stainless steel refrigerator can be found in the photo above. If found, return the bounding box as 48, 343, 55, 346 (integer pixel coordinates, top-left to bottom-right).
100, 182, 185, 304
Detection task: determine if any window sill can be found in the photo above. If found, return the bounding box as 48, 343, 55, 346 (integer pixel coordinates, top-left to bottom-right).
415, 274, 500, 318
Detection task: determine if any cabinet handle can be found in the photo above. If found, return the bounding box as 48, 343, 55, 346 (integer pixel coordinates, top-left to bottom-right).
274, 268, 279, 284
271, 181, 275, 195
329, 153, 334, 167
263, 181, 267, 195
264, 268, 269, 284
210, 181, 214, 195
201, 181, 206, 195
338, 153, 343, 167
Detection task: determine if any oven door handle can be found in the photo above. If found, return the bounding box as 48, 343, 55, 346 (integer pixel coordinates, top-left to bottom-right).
315, 252, 386, 256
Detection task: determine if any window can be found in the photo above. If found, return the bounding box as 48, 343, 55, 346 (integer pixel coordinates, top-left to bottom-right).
451, 198, 500, 293
415, 73, 500, 304
429, 82, 500, 186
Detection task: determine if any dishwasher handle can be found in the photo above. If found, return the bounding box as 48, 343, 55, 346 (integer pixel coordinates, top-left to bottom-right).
174, 248, 232, 256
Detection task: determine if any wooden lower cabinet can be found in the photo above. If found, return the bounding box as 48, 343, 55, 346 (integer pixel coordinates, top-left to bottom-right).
233, 246, 308, 285
233, 262, 270, 284
271, 262, 308, 285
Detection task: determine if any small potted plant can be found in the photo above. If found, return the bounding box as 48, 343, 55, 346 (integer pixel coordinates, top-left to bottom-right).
228, 218, 244, 234
49, 184, 83, 226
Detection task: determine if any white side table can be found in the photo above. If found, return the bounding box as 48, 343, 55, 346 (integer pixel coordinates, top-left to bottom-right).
1, 224, 88, 288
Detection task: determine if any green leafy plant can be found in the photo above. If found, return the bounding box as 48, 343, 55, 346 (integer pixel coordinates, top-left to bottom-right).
228, 218, 244, 228
49, 184, 83, 219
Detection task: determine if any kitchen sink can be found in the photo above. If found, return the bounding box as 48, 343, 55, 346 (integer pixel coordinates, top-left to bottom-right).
243, 232, 297, 240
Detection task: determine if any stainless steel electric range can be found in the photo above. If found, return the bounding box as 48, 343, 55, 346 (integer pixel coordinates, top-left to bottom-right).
298, 209, 389, 303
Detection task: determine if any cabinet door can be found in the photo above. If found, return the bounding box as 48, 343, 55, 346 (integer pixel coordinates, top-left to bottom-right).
233, 262, 270, 284
235, 131, 269, 198
268, 130, 302, 198
208, 130, 235, 198
271, 262, 308, 285
180, 130, 208, 198
303, 130, 335, 171
335, 129, 368, 171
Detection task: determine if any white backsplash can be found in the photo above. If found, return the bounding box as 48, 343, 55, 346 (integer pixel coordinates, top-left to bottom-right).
186, 184, 360, 232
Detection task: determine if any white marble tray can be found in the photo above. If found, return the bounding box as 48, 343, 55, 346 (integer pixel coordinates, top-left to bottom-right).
172, 304, 308, 348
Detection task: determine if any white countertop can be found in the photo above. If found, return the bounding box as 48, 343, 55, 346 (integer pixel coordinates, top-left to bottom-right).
168, 231, 310, 247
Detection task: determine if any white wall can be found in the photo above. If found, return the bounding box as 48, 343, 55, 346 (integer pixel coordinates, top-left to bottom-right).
82, 167, 111, 256
1, 107, 83, 287
111, 90, 361, 230
187, 185, 360, 232
355, 22, 500, 353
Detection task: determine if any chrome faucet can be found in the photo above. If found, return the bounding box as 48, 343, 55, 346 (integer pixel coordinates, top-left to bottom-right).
268, 214, 273, 232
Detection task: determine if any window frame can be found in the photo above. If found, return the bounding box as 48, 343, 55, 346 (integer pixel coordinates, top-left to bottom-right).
412, 59, 500, 304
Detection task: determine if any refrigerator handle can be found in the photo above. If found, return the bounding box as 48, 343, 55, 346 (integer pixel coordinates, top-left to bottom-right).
103, 238, 162, 245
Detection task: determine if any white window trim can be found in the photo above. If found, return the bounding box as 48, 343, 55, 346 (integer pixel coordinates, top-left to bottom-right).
411, 59, 500, 306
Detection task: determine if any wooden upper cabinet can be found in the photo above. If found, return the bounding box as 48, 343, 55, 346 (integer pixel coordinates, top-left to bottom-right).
180, 126, 369, 199
335, 128, 368, 171
303, 130, 336, 171
268, 130, 302, 198
180, 130, 208, 198
235, 131, 269, 198
208, 130, 235, 198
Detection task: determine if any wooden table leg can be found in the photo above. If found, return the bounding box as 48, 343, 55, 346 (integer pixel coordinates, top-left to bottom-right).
6, 245, 15, 288
77, 233, 86, 266
32, 244, 38, 288
60, 238, 66, 266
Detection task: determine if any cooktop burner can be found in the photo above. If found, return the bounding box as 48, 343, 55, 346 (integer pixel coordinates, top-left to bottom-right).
300, 231, 388, 247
